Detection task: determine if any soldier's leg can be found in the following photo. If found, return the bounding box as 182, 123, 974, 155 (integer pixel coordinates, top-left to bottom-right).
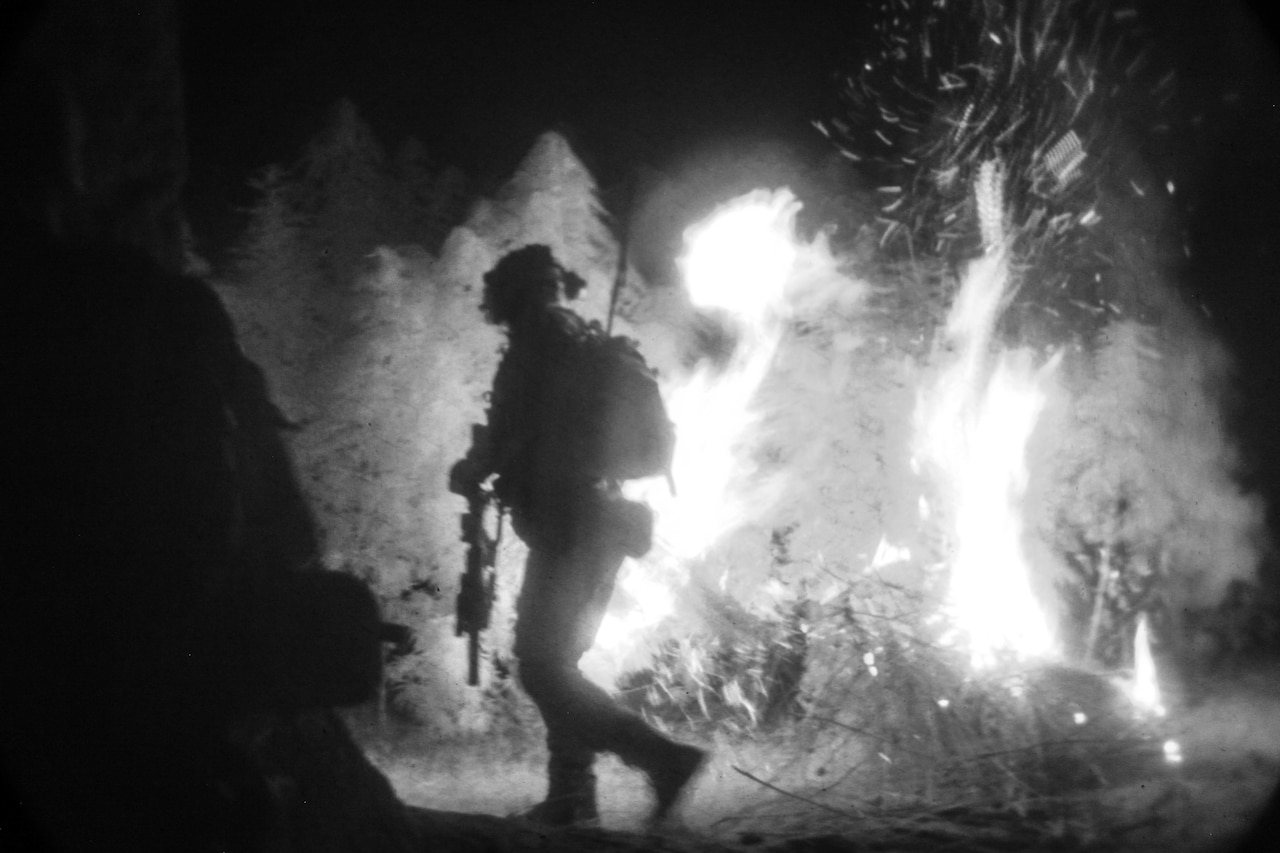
516, 532, 705, 824
518, 660, 706, 823
572, 522, 708, 820
517, 660, 599, 826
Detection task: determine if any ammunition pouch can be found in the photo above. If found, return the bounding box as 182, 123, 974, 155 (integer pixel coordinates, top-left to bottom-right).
599, 493, 653, 558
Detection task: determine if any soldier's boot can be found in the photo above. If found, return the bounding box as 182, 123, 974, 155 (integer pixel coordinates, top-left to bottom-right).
522, 761, 599, 827
613, 723, 707, 824
645, 740, 707, 823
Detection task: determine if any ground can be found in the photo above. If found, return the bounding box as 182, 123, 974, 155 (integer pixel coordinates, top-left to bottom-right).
1103, 661, 1280, 852
351, 659, 1280, 853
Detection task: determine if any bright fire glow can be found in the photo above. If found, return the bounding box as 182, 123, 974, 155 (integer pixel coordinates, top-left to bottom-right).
914, 246, 1059, 668
1130, 612, 1167, 717
583, 189, 804, 686
868, 534, 912, 572
634, 189, 800, 558
581, 560, 679, 686
681, 194, 798, 323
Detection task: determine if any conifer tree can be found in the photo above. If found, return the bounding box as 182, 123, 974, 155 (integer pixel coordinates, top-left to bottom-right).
1046, 316, 1266, 664
478, 130, 618, 323
392, 136, 468, 252
291, 98, 397, 290
234, 164, 312, 282
219, 163, 323, 416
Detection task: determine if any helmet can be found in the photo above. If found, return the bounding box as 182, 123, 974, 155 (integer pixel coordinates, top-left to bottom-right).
482, 244, 585, 324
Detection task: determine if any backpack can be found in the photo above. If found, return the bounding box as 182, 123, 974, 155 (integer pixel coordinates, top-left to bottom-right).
535, 319, 675, 484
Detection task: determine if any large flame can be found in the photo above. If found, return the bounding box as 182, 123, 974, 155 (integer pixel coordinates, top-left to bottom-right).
582, 189, 803, 686
641, 189, 799, 557
914, 246, 1060, 669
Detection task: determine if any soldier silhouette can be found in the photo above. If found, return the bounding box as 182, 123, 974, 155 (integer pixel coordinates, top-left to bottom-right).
450, 244, 706, 826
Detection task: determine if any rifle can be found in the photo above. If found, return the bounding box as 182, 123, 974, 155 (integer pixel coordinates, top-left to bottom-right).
454, 439, 502, 686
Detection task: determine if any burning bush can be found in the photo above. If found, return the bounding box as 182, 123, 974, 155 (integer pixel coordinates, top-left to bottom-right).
617, 587, 809, 735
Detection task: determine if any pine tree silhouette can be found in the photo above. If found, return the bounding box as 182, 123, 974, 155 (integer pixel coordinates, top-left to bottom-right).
292, 98, 397, 290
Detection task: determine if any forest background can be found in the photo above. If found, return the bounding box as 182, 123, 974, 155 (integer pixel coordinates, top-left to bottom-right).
210, 80, 1273, 740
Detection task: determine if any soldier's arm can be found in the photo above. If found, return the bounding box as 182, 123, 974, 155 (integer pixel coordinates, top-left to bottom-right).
449, 428, 493, 498
450, 349, 520, 498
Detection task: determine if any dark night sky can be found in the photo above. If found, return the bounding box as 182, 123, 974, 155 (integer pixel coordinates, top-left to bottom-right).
176, 1, 1280, 271
179, 1, 869, 234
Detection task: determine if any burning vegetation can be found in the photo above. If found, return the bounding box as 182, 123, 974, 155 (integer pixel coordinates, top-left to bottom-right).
201, 0, 1280, 850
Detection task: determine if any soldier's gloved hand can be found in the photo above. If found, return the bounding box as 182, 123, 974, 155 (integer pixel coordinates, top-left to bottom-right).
448, 458, 479, 497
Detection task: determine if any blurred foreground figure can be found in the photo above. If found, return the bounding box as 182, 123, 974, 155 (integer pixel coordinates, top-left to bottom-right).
0, 217, 412, 852
451, 245, 706, 826
1, 227, 393, 851
0, 10, 408, 849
